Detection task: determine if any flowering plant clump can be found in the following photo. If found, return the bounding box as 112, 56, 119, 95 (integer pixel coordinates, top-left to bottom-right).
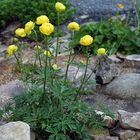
72, 19, 140, 55
0, 2, 114, 140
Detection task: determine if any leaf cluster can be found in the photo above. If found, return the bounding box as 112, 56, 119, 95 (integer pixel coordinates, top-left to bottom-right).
1, 74, 105, 140
0, 0, 75, 27
73, 19, 140, 55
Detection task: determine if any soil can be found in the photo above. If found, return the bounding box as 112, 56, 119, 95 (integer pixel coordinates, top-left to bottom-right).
0, 61, 20, 85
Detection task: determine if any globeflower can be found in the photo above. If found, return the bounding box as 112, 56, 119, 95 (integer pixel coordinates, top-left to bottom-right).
52, 64, 58, 70
55, 2, 66, 13
15, 28, 26, 37
97, 48, 106, 56
25, 21, 35, 35
7, 45, 18, 56
67, 22, 80, 31
117, 3, 124, 9
80, 35, 93, 46
36, 15, 50, 25
44, 50, 51, 57
39, 23, 54, 36
34, 45, 41, 51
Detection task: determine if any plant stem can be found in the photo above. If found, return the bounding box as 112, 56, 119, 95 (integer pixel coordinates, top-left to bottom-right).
43, 36, 48, 93
78, 55, 89, 92
64, 31, 74, 83
73, 66, 80, 82
14, 53, 21, 70
33, 29, 42, 68
54, 13, 60, 64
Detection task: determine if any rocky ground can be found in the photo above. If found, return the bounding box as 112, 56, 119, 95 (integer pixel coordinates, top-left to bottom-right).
0, 1, 140, 139
69, 0, 134, 23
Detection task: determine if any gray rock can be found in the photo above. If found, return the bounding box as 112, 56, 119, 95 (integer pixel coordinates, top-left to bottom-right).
109, 55, 122, 63
0, 80, 24, 97
124, 54, 140, 68
104, 73, 140, 99
0, 121, 33, 140
112, 129, 136, 140
0, 80, 24, 106
136, 131, 140, 139
50, 34, 72, 56
95, 55, 119, 84
118, 110, 140, 129
116, 52, 126, 60
0, 22, 20, 45
61, 65, 96, 91
69, 0, 133, 20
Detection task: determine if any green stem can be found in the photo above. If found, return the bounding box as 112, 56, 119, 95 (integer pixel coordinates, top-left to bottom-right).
73, 66, 80, 82
33, 29, 42, 68
78, 55, 89, 92
14, 53, 21, 71
135, 5, 140, 29
64, 31, 74, 83
43, 36, 48, 93
54, 13, 60, 64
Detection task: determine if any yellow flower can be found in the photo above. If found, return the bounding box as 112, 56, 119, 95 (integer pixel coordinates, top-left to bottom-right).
117, 3, 124, 9
39, 23, 54, 36
15, 28, 26, 37
36, 15, 50, 25
55, 2, 66, 13
80, 35, 93, 46
7, 45, 18, 56
34, 45, 41, 51
67, 22, 80, 31
52, 64, 58, 70
44, 50, 51, 57
25, 21, 35, 35
13, 37, 18, 43
97, 48, 106, 56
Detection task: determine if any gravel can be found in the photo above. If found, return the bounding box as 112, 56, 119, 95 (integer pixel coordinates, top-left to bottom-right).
69, 0, 134, 22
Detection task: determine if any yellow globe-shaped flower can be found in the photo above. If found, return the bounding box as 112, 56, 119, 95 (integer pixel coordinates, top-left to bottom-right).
52, 64, 58, 70
36, 15, 50, 25
15, 28, 26, 37
67, 22, 80, 31
55, 2, 66, 13
97, 48, 106, 56
117, 3, 124, 9
44, 50, 51, 57
7, 45, 18, 56
80, 35, 93, 46
25, 21, 35, 35
39, 23, 54, 36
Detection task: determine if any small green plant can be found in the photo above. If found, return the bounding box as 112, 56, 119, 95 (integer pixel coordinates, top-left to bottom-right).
0, 0, 75, 27
72, 19, 140, 55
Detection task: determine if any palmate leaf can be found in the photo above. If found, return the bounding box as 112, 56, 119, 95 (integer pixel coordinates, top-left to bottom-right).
94, 35, 104, 44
